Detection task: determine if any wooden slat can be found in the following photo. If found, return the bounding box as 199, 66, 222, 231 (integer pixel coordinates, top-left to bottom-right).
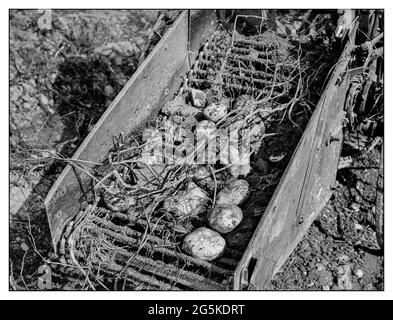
233, 23, 358, 290
44, 11, 190, 251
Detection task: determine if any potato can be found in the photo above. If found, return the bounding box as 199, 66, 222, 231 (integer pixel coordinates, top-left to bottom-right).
163, 182, 209, 220
183, 227, 226, 261
162, 96, 200, 118
207, 204, 243, 234
216, 179, 250, 206
191, 165, 227, 193
203, 103, 228, 122
191, 166, 214, 190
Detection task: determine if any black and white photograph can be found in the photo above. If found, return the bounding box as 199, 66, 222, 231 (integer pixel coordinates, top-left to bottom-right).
6, 6, 387, 298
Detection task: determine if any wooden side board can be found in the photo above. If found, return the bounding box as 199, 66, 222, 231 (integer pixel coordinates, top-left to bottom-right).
233, 26, 357, 290
44, 11, 190, 251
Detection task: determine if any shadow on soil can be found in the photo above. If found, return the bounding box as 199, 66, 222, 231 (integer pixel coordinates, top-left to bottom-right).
10, 54, 137, 289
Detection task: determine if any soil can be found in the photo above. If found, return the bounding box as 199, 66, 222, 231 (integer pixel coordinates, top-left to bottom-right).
9, 9, 159, 290
269, 145, 384, 290
9, 9, 383, 291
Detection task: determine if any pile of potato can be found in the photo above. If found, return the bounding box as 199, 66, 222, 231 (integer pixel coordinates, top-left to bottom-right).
150, 89, 265, 261
182, 179, 249, 261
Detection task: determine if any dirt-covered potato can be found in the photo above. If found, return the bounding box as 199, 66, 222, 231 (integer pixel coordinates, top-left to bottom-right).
162, 95, 201, 118
207, 204, 243, 234
216, 179, 250, 206
163, 182, 209, 220
183, 227, 226, 261
191, 165, 227, 193
191, 166, 214, 191
203, 102, 228, 122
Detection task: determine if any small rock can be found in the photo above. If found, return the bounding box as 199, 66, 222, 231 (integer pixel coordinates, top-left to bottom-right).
355, 269, 364, 279
319, 270, 333, 287
337, 265, 353, 290
104, 85, 114, 97
20, 242, 29, 251
354, 223, 363, 230
171, 115, 183, 125
337, 254, 350, 264
39, 94, 49, 106
300, 241, 312, 258
351, 203, 360, 212
316, 263, 326, 272
190, 89, 206, 108
10, 87, 22, 102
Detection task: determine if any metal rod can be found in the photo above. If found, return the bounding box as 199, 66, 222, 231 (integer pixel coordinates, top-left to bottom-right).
113, 249, 227, 290
91, 224, 233, 277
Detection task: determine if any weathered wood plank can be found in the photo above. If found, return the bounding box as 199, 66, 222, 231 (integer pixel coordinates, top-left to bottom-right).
44, 11, 190, 251
233, 24, 358, 290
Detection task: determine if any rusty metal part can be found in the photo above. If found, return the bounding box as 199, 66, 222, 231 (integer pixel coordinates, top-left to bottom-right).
188, 30, 294, 100
70, 214, 236, 290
